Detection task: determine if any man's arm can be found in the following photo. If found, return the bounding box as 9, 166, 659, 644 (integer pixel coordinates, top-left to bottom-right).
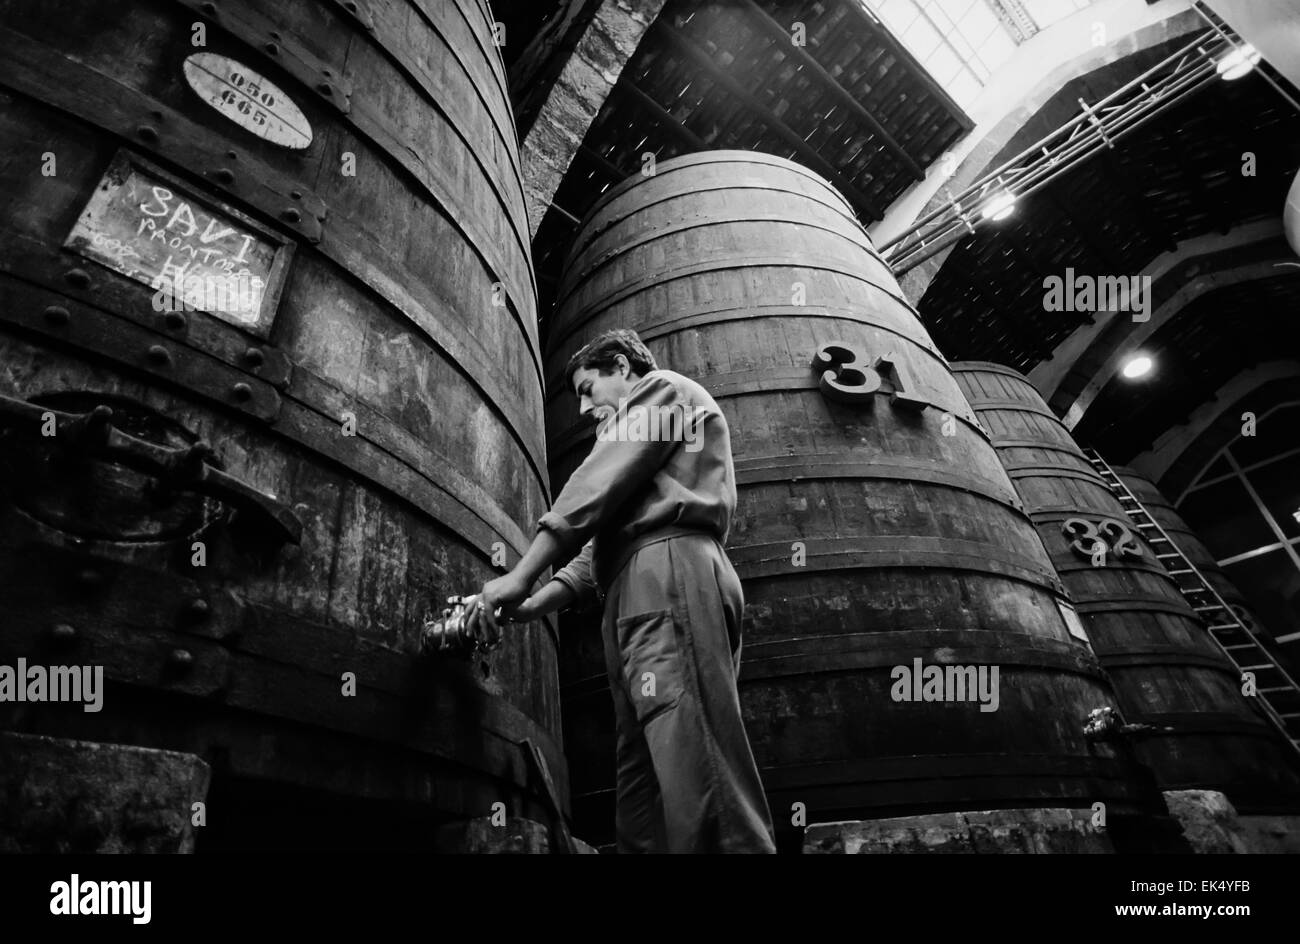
513, 579, 575, 622
512, 528, 566, 591
512, 538, 598, 620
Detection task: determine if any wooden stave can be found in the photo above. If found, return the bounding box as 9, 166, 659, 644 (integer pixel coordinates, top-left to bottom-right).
551, 154, 1149, 838
952, 362, 1300, 808
0, 0, 565, 828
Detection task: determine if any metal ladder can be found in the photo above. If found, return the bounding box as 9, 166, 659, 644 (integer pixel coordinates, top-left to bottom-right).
1085, 449, 1300, 756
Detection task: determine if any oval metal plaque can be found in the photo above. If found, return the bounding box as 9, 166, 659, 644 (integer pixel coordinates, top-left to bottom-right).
183, 53, 312, 150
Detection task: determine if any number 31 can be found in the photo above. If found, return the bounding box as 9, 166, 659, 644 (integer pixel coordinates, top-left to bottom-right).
811, 341, 929, 410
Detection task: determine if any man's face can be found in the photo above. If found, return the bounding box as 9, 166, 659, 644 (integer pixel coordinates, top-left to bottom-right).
572, 360, 636, 424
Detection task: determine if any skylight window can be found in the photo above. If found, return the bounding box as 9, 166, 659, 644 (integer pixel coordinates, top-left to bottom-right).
862, 0, 1095, 109
1021, 0, 1094, 30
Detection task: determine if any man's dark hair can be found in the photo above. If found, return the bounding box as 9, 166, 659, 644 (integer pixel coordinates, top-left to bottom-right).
564, 329, 658, 393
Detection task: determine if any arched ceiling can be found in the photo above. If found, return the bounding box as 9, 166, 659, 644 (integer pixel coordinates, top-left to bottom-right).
1044, 230, 1292, 427
1073, 272, 1300, 463
913, 40, 1300, 475
1144, 381, 1300, 512
499, 1, 1300, 486
1129, 362, 1300, 496
916, 49, 1300, 367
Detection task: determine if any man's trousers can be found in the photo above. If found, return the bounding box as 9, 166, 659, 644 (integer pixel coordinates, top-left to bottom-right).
600, 531, 777, 853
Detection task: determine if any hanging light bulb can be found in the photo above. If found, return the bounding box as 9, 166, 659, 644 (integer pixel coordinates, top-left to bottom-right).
1121, 355, 1153, 379
981, 191, 1017, 221
1217, 44, 1261, 81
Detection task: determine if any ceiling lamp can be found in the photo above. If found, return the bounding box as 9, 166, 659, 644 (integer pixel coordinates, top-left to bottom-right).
981, 191, 1017, 221
1217, 44, 1261, 81
1121, 355, 1153, 379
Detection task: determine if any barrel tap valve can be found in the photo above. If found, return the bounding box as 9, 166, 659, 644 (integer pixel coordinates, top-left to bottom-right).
420, 595, 511, 657
1083, 706, 1173, 740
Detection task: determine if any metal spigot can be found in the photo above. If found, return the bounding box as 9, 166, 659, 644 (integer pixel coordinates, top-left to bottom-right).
420, 595, 512, 657
1083, 706, 1174, 740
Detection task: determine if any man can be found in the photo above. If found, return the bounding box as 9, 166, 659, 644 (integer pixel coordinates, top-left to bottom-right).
463, 329, 776, 854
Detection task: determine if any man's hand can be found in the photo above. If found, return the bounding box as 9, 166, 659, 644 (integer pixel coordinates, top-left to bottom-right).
464, 571, 530, 650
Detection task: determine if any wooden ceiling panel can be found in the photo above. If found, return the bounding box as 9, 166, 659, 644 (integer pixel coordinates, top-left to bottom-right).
918, 67, 1300, 388
533, 0, 972, 333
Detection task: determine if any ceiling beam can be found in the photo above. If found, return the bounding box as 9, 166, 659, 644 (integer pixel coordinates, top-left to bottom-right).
655, 17, 885, 221
839, 0, 975, 132
620, 80, 709, 150
737, 0, 925, 181
577, 142, 629, 183
509, 0, 604, 140
519, 0, 670, 238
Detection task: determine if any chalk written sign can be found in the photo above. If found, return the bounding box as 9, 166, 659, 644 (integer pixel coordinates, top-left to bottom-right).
183, 53, 313, 150
1057, 600, 1090, 644
65, 154, 287, 335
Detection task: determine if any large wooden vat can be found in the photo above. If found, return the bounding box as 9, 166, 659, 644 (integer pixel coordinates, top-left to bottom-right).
548, 151, 1161, 845
0, 0, 564, 849
952, 362, 1300, 811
